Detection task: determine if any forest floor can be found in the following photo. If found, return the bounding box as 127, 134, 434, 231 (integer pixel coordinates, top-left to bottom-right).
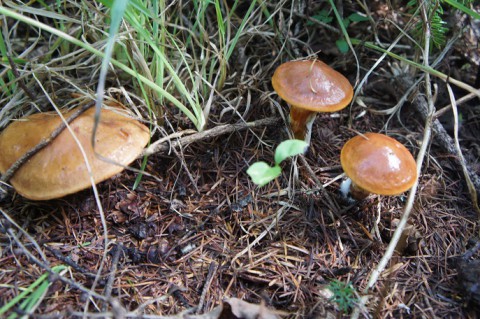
0, 1, 479, 318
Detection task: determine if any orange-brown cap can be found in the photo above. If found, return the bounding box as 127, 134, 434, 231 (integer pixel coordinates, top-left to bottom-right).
340, 133, 417, 195
271, 60, 353, 112
0, 106, 150, 200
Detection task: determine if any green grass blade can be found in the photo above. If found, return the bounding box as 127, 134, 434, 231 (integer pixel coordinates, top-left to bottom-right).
225, 1, 256, 61
0, 265, 67, 317
443, 0, 480, 19
328, 0, 352, 52
123, 12, 205, 130
97, 0, 206, 130
0, 28, 16, 96
93, 0, 129, 146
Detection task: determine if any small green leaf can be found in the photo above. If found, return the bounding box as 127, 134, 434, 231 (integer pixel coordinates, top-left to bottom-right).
310, 9, 333, 24
336, 38, 349, 53
274, 139, 308, 165
307, 15, 333, 26
246, 162, 282, 187
348, 12, 369, 22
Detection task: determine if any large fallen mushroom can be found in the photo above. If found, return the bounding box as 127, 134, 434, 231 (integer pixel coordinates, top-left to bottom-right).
0, 106, 150, 200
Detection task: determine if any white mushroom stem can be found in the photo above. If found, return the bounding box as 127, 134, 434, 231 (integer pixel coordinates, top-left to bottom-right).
289, 106, 316, 145
339, 178, 352, 198
340, 177, 371, 200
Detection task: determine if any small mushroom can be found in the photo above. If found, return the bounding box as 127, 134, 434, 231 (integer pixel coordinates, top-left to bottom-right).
271, 60, 353, 144
340, 133, 417, 200
0, 106, 150, 200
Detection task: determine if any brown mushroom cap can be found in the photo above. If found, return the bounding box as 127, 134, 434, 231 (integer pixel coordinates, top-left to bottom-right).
0, 107, 150, 200
340, 133, 417, 195
271, 60, 353, 112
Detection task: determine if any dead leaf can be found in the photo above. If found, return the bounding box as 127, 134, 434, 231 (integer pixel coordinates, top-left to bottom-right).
224, 298, 280, 319
185, 298, 281, 319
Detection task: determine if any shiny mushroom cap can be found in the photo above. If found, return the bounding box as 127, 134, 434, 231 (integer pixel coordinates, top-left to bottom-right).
271, 60, 353, 112
0, 106, 150, 200
340, 133, 417, 195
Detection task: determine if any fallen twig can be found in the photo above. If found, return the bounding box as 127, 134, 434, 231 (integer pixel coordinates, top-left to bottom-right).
446, 83, 479, 214
409, 80, 480, 201
102, 244, 123, 312
197, 261, 218, 313
45, 246, 97, 278
143, 116, 283, 156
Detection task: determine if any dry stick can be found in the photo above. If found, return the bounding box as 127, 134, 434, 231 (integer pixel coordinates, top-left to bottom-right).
420, 89, 480, 197
142, 116, 283, 156
0, 101, 95, 185
102, 245, 122, 312
434, 90, 479, 118
1, 113, 280, 185
44, 246, 97, 279
197, 261, 218, 313
446, 83, 479, 214
352, 7, 436, 317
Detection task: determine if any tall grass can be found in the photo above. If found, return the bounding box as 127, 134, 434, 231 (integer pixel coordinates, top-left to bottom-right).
96, 0, 261, 130
0, 0, 262, 132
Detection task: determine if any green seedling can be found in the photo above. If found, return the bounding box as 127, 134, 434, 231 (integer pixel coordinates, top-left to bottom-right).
327, 279, 358, 313
308, 9, 333, 25
247, 139, 308, 187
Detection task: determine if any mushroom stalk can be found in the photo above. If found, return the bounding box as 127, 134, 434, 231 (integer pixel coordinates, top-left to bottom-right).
349, 180, 371, 200
340, 177, 370, 200
289, 106, 316, 144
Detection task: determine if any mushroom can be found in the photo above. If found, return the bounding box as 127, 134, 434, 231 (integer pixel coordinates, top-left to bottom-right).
340, 133, 417, 200
271, 60, 353, 144
0, 106, 150, 200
